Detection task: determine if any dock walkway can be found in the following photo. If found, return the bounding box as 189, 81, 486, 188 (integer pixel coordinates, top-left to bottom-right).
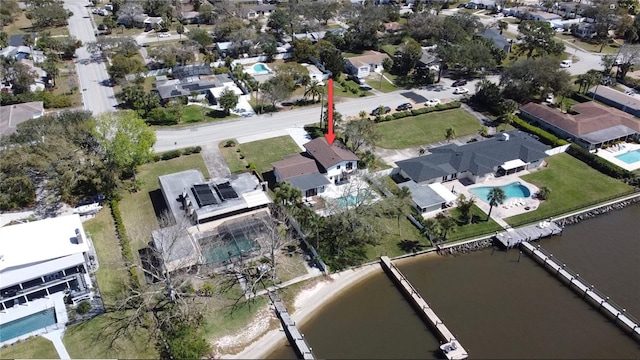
495, 220, 563, 248
267, 291, 315, 360
380, 256, 468, 360
521, 242, 640, 341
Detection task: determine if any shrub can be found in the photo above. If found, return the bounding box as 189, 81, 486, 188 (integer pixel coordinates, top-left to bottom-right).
247, 162, 257, 171
224, 140, 236, 147
567, 144, 633, 180
76, 301, 92, 315
161, 150, 181, 160
511, 116, 568, 147
153, 154, 162, 162
181, 146, 201, 155
350, 87, 358, 94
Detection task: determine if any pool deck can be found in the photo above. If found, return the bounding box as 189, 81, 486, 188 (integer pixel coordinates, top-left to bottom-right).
594, 142, 640, 172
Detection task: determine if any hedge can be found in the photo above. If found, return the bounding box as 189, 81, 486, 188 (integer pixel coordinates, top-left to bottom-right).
154, 146, 202, 162
109, 199, 141, 290
567, 144, 635, 181
374, 101, 462, 123
511, 116, 568, 147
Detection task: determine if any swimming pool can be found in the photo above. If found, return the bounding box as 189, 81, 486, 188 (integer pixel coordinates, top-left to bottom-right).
469, 182, 531, 203
337, 189, 372, 208
0, 308, 57, 342
253, 63, 271, 73
615, 149, 640, 164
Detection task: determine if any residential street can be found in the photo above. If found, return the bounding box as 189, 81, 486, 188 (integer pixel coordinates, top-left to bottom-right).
64, 0, 118, 115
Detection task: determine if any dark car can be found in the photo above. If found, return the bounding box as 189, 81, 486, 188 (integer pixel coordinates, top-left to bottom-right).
396, 103, 413, 111
452, 79, 467, 87
371, 106, 391, 116
97, 23, 106, 31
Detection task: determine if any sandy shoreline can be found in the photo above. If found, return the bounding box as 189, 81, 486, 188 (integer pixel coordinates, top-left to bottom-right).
221, 263, 382, 359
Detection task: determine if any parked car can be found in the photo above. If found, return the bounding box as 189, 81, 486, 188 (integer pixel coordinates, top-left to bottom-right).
546, 93, 554, 103
560, 60, 571, 68
360, 85, 373, 91
453, 87, 469, 95
425, 98, 441, 106
452, 79, 467, 87
371, 106, 391, 116
158, 32, 171, 38
396, 103, 413, 111
97, 23, 106, 31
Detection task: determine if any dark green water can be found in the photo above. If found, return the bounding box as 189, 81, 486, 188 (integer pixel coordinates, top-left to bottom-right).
268, 205, 640, 359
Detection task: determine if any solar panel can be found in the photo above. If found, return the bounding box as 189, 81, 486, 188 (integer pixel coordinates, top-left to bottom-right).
216, 182, 239, 200
192, 184, 217, 206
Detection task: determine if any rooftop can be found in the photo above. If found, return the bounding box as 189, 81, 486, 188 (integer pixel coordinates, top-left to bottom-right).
303, 137, 359, 170
588, 86, 640, 112
477, 28, 511, 50
520, 101, 640, 144
0, 215, 90, 273
272, 153, 321, 179
287, 173, 332, 192
0, 101, 44, 138
159, 170, 271, 223
530, 11, 562, 20
399, 181, 447, 209
397, 131, 549, 183
346, 50, 390, 68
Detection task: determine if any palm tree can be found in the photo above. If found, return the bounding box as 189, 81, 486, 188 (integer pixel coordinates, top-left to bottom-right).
421, 218, 441, 244
395, 187, 412, 237
304, 80, 323, 103
487, 187, 506, 220
176, 23, 185, 40
445, 127, 456, 142
380, 57, 393, 89
574, 74, 590, 94
497, 20, 508, 35
536, 186, 551, 200
299, 74, 310, 99
274, 182, 302, 208
438, 216, 457, 240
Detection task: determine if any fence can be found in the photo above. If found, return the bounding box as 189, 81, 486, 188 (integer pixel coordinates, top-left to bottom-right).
286, 214, 328, 275
545, 144, 570, 156
508, 190, 640, 228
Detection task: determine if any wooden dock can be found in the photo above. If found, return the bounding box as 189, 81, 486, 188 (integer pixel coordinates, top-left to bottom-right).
521, 242, 640, 342
267, 291, 315, 359
495, 220, 563, 249
380, 256, 468, 360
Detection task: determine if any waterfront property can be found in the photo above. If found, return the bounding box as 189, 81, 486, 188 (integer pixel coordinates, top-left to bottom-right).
594, 142, 640, 172
0, 215, 97, 345
519, 101, 640, 151
396, 131, 549, 185
469, 182, 531, 203
398, 181, 457, 216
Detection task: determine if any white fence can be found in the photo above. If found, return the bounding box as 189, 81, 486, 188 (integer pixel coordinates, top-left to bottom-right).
545, 144, 571, 156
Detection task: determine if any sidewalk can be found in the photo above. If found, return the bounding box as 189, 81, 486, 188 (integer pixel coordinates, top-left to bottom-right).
42, 329, 71, 360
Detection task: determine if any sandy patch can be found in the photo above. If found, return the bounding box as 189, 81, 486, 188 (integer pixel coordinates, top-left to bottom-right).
213, 305, 276, 354
293, 280, 331, 311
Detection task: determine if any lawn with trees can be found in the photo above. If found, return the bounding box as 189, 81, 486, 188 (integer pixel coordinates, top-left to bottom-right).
219, 136, 302, 175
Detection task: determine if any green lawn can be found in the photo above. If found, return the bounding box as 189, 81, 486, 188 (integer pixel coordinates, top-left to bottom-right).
365, 205, 428, 260
178, 105, 237, 126
342, 51, 362, 58
381, 44, 398, 56
84, 208, 128, 306
555, 33, 620, 54
334, 77, 371, 98
507, 153, 634, 226
119, 154, 209, 251
63, 314, 157, 359
221, 135, 302, 176
366, 74, 398, 93
201, 293, 271, 342
0, 337, 59, 359
376, 108, 481, 149
447, 205, 503, 241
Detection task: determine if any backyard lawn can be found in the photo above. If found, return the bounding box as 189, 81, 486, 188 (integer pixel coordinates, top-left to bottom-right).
63, 314, 158, 359
376, 108, 481, 149
507, 153, 634, 226
0, 337, 59, 359
83, 208, 128, 306
220, 136, 302, 176
118, 154, 209, 251
365, 207, 428, 260
447, 205, 503, 241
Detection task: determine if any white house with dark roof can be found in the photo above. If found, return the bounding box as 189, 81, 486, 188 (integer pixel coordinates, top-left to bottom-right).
344, 51, 390, 81
396, 131, 550, 185
303, 138, 359, 184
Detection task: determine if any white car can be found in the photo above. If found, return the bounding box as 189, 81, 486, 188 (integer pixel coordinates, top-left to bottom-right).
546, 93, 554, 103
425, 98, 441, 107
453, 87, 469, 95
158, 32, 171, 38
560, 60, 571, 68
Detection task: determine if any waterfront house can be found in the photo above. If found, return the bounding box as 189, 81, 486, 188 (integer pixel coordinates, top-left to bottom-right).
396, 131, 549, 185
0, 215, 97, 345
519, 101, 640, 150
399, 180, 457, 215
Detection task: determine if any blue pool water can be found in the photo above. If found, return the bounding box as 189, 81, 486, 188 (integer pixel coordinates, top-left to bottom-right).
469, 182, 531, 203
0, 308, 57, 342
337, 190, 371, 208
253, 63, 270, 73
615, 149, 640, 164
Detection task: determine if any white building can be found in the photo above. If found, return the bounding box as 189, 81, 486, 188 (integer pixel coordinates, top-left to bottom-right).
344, 51, 390, 82
0, 215, 96, 345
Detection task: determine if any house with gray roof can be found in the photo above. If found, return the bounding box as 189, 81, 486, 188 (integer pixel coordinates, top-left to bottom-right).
476, 28, 511, 53
587, 86, 640, 117
399, 181, 457, 215
272, 154, 331, 198
396, 131, 549, 185
520, 101, 640, 150
0, 101, 44, 138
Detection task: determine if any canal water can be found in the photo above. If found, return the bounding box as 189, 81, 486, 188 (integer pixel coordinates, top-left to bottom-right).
268, 204, 640, 359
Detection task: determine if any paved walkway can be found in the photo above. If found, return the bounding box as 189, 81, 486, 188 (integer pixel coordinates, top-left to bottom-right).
461, 104, 497, 135
42, 329, 71, 359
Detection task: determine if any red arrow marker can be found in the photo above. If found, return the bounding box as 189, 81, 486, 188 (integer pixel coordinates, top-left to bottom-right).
325, 78, 335, 146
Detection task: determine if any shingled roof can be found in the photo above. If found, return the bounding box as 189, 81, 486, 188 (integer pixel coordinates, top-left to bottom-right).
271, 154, 321, 180
397, 131, 549, 183
303, 138, 359, 170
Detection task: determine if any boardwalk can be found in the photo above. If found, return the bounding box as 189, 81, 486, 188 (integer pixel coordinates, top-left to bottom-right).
267, 291, 315, 360
380, 256, 468, 360
495, 220, 563, 248
521, 242, 640, 341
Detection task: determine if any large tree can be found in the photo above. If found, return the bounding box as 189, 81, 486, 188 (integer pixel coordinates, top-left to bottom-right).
218, 88, 238, 115
27, 3, 70, 29
9, 62, 37, 94
395, 38, 423, 73
107, 54, 144, 84
500, 57, 571, 103
615, 44, 640, 79
343, 115, 380, 153
516, 20, 565, 58
316, 40, 344, 79
93, 111, 156, 176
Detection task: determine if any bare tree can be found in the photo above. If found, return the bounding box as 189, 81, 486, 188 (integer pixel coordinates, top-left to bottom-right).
117, 2, 144, 27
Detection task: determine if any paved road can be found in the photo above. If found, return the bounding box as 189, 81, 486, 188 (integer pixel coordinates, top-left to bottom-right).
153, 79, 482, 152
65, 0, 118, 115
